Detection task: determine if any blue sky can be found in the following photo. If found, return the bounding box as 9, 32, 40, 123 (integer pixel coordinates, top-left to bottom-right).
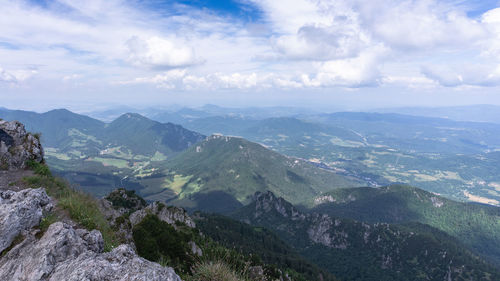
1, 0, 500, 111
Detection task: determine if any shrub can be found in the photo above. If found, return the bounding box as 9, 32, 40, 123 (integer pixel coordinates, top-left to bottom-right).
190, 261, 245, 281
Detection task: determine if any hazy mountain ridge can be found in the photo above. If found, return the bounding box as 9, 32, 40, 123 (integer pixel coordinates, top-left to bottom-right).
375, 105, 500, 124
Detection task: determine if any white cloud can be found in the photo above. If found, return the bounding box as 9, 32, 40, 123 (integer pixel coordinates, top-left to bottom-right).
482, 8, 500, 58
270, 23, 369, 61
2, 0, 500, 109
118, 69, 304, 90
62, 74, 83, 81
126, 36, 202, 69
254, 0, 371, 61
302, 46, 387, 87
422, 64, 500, 87
0, 67, 37, 83
360, 0, 487, 50
382, 75, 436, 88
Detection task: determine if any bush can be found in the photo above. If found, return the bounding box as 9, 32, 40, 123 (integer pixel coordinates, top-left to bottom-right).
190, 261, 245, 281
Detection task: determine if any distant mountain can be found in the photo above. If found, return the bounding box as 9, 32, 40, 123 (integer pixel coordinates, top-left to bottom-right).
177, 113, 500, 204
0, 109, 204, 157
375, 105, 500, 124
0, 108, 205, 196
136, 105, 320, 124
311, 112, 500, 154
312, 185, 500, 265
233, 191, 500, 281
163, 135, 365, 212
0, 108, 105, 152
104, 113, 204, 156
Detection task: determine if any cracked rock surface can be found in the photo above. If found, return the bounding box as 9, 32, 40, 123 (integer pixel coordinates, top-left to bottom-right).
0, 188, 52, 253
0, 222, 182, 281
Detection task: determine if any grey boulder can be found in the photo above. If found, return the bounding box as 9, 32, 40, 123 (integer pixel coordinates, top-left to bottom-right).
0, 222, 182, 281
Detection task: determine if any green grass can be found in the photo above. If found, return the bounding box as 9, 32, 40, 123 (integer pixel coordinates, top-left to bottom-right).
26, 159, 52, 177
23, 162, 120, 251
36, 212, 59, 238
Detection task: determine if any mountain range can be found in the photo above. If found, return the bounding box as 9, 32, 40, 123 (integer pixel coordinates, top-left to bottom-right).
2, 108, 500, 280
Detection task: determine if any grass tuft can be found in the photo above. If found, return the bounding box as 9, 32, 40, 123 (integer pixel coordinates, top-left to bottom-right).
190, 260, 245, 281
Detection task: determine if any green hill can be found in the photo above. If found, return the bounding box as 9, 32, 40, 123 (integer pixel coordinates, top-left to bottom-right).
163, 135, 365, 211
104, 113, 205, 156
233, 191, 500, 281
312, 185, 500, 265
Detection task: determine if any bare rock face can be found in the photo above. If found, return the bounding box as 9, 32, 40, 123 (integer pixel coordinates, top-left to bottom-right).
0, 120, 43, 170
0, 188, 52, 253
130, 202, 196, 228
0, 222, 182, 281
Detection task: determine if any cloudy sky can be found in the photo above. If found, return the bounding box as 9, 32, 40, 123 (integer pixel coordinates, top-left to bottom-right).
1, 0, 500, 111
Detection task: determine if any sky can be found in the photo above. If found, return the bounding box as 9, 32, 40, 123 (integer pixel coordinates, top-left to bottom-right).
1, 0, 500, 112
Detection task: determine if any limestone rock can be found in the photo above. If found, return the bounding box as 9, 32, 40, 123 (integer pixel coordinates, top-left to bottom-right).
0, 188, 52, 253
0, 120, 43, 170
130, 202, 195, 228
0, 222, 181, 281
104, 188, 147, 214
189, 241, 202, 257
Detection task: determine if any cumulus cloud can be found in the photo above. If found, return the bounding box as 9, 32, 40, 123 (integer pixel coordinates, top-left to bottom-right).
118, 69, 304, 90
271, 23, 369, 61
482, 8, 500, 57
3, 0, 500, 106
255, 0, 371, 61
359, 0, 487, 50
251, 0, 500, 89
302, 46, 387, 87
421, 64, 500, 87
0, 67, 37, 83
126, 36, 202, 69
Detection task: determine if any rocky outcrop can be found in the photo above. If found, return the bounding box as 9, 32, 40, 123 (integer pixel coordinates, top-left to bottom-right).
0, 120, 43, 170
105, 188, 147, 214
0, 222, 181, 281
253, 191, 305, 221
0, 188, 52, 253
130, 202, 196, 228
